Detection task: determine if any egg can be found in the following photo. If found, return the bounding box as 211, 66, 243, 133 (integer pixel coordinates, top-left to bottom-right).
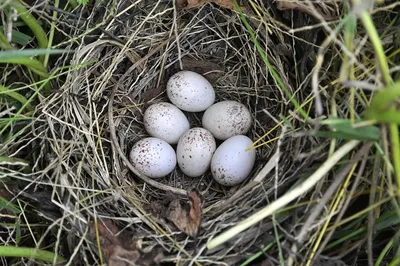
129, 137, 177, 178
143, 102, 190, 144
176, 128, 216, 177
202, 101, 252, 140
211, 135, 256, 186
167, 70, 215, 112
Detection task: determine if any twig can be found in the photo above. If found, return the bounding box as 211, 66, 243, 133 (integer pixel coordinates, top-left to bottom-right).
207, 140, 360, 249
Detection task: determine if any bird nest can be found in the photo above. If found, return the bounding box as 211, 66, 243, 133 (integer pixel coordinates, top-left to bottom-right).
37, 1, 332, 265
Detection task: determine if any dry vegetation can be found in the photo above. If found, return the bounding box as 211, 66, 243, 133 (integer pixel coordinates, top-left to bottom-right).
1, 0, 400, 265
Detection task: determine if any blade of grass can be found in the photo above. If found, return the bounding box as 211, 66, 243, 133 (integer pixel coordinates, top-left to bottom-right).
354, 1, 400, 200
0, 28, 32, 46
240, 236, 281, 266
325, 210, 400, 250
0, 30, 12, 49
388, 258, 400, 266
233, 0, 308, 120
207, 140, 360, 249
43, 0, 59, 67
0, 49, 70, 79
0, 48, 70, 60
11, 0, 48, 62
340, 13, 357, 122
0, 69, 59, 136
0, 85, 33, 111
0, 57, 49, 78
0, 156, 29, 166
366, 82, 400, 112
0, 197, 21, 215
68, 0, 79, 8
374, 230, 400, 266
313, 126, 380, 141
0, 246, 65, 264
321, 118, 380, 141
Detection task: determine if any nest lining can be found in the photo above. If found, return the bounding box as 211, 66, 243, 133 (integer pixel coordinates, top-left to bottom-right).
37, 1, 325, 264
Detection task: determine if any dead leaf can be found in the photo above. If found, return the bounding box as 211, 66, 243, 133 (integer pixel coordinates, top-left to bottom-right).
89, 220, 163, 266
177, 0, 188, 9
141, 86, 166, 102
276, 1, 336, 21
181, 57, 224, 84
166, 188, 204, 237
178, 0, 245, 11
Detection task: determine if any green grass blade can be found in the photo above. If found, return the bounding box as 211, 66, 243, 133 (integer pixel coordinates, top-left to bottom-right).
314, 119, 380, 141
313, 130, 379, 141
0, 67, 62, 136
240, 237, 281, 266
0, 156, 29, 165
0, 246, 65, 264
367, 82, 400, 112
11, 1, 48, 60
0, 197, 21, 215
325, 210, 400, 250
0, 85, 33, 111
0, 49, 70, 60
365, 110, 400, 124
388, 257, 400, 266
233, 0, 308, 120
359, 12, 392, 85
0, 30, 12, 49
0, 57, 49, 78
0, 28, 32, 46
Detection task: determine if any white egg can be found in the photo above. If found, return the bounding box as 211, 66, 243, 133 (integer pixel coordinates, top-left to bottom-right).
129, 137, 177, 178
144, 102, 190, 144
211, 135, 256, 186
176, 128, 216, 177
202, 101, 252, 140
167, 70, 215, 112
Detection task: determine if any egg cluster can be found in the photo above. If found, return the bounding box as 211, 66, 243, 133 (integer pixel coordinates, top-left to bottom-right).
129, 70, 256, 186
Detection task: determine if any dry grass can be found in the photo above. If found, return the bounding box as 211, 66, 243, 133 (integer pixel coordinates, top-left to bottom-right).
1, 0, 400, 265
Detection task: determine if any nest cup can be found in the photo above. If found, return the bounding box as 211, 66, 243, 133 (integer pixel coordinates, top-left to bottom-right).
40, 2, 316, 264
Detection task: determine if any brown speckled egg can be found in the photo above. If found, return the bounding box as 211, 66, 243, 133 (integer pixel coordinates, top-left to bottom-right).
144, 102, 190, 144
129, 137, 177, 178
167, 71, 215, 112
176, 128, 216, 177
211, 135, 256, 186
202, 101, 252, 140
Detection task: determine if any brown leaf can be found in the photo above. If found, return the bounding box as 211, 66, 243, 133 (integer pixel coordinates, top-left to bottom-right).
141, 86, 166, 103
176, 0, 189, 9
211, 0, 237, 10
89, 220, 163, 266
166, 188, 204, 237
108, 246, 141, 266
181, 57, 224, 84
178, 0, 245, 11
276, 1, 336, 21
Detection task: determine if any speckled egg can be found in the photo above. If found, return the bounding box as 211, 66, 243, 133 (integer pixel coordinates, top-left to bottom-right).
167, 71, 215, 112
129, 137, 177, 178
202, 101, 252, 140
176, 128, 216, 177
211, 135, 256, 186
143, 102, 190, 144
